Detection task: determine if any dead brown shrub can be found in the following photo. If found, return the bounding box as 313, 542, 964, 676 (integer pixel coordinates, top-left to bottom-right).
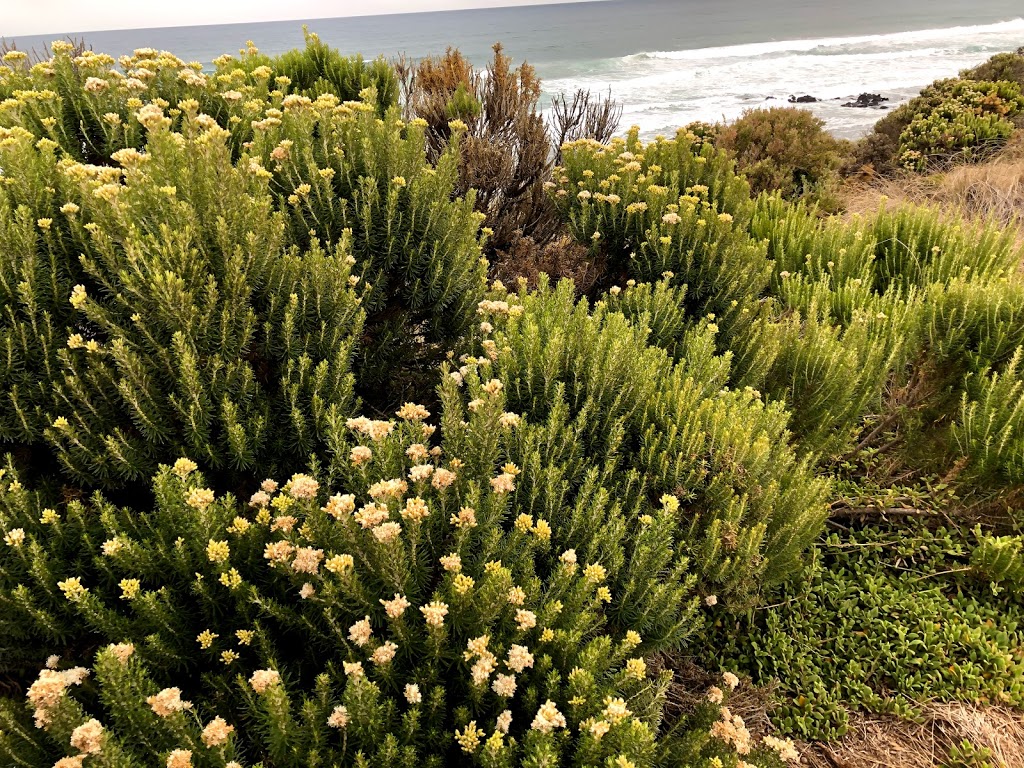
491, 233, 601, 293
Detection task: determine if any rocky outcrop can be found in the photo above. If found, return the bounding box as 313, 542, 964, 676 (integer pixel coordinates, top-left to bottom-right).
842, 93, 889, 108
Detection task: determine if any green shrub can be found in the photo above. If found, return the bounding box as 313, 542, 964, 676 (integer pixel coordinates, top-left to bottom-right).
962, 50, 1024, 92
0, 367, 793, 766
953, 347, 1024, 485
713, 107, 850, 201
483, 279, 829, 604
248, 97, 488, 400
857, 77, 1024, 173
0, 109, 364, 490
554, 128, 767, 340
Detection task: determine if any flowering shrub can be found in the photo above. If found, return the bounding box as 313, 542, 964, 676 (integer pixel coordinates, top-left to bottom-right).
0, 99, 364, 489
553, 128, 768, 341
895, 79, 1024, 171
478, 279, 829, 603
0, 370, 799, 766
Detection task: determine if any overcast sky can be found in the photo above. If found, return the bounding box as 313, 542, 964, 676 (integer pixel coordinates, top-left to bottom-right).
4, 0, 593, 37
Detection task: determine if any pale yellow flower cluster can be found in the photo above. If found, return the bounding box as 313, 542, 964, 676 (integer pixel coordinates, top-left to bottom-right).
263, 540, 294, 564
4, 528, 25, 547
27, 667, 89, 727
348, 616, 373, 646
249, 669, 280, 694
323, 493, 356, 519
109, 643, 134, 664
368, 478, 407, 500
762, 735, 800, 763
372, 521, 402, 542
147, 687, 193, 717
292, 546, 324, 574
201, 717, 234, 747
287, 473, 319, 499
455, 721, 483, 753
381, 593, 411, 618
327, 705, 349, 728
531, 700, 566, 733
346, 416, 394, 441
166, 749, 192, 768
371, 641, 398, 665
420, 600, 449, 627
710, 706, 752, 755
69, 718, 104, 754
186, 488, 214, 510
450, 506, 477, 529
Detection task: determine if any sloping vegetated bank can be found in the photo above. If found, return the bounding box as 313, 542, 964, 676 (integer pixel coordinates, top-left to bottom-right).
0, 33, 1023, 768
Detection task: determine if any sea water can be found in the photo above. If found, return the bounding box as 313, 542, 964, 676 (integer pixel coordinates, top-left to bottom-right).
5, 0, 1024, 137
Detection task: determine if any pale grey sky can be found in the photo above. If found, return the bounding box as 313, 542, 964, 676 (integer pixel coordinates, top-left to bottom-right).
4, 0, 591, 37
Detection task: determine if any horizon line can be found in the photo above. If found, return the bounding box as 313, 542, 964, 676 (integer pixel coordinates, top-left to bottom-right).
2, 0, 611, 40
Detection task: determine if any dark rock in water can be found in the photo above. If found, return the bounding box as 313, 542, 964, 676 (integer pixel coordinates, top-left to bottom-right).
788, 94, 819, 103
842, 93, 889, 108
765, 96, 776, 100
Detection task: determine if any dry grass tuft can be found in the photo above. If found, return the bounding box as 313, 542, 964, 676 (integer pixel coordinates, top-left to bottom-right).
800, 703, 1024, 768
842, 140, 1024, 242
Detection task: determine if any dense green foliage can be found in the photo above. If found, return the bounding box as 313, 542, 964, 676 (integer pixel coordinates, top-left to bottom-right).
1, 34, 1024, 768
709, 522, 1024, 740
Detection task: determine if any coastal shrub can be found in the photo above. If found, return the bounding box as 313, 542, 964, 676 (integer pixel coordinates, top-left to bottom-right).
713, 107, 850, 202
953, 347, 1024, 486
400, 45, 560, 261
856, 76, 1024, 173
962, 49, 1024, 92
554, 128, 767, 340
247, 95, 488, 400
709, 523, 1024, 741
0, 37, 396, 168
481, 279, 830, 604
0, 107, 364, 491
0, 367, 799, 766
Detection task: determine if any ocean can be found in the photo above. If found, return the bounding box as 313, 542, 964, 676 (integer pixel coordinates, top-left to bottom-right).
6, 0, 1024, 138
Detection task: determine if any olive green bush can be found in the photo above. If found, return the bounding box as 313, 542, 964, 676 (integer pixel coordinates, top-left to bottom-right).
712, 107, 850, 202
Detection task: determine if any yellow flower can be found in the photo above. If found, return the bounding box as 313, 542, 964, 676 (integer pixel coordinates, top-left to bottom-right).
235, 629, 254, 645
584, 563, 607, 582
219, 569, 242, 589
37, 218, 52, 230
326, 554, 354, 573
453, 574, 475, 595
625, 657, 647, 680
196, 630, 218, 649
58, 577, 87, 601
207, 539, 230, 563
69, 284, 87, 309
186, 488, 215, 510
119, 579, 141, 600
455, 721, 484, 754
40, 508, 60, 525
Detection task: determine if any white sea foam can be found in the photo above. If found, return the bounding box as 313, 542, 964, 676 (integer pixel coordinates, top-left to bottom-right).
542, 18, 1024, 138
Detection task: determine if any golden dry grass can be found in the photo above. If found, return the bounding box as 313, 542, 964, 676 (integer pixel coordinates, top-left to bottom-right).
841, 136, 1024, 241
800, 703, 1024, 768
